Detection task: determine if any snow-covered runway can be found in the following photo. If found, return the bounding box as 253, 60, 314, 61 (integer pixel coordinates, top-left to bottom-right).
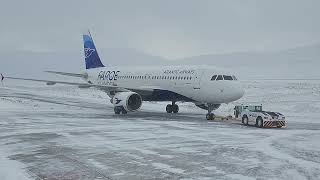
0, 80, 320, 180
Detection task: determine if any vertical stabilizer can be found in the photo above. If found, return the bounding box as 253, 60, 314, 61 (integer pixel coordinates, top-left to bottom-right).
83, 31, 105, 69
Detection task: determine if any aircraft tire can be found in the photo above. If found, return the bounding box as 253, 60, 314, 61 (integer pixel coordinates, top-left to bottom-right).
206, 113, 215, 120
121, 106, 127, 114
114, 106, 121, 114
172, 104, 179, 113
166, 104, 173, 113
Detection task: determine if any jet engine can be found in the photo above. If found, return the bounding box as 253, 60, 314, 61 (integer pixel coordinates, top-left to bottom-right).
112, 92, 142, 111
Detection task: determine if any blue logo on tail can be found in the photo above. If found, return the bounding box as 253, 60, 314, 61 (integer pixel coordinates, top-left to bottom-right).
83, 32, 105, 69
84, 48, 96, 58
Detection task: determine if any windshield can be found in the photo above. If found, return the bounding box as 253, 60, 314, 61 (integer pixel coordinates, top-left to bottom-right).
211, 75, 237, 81
223, 75, 233, 80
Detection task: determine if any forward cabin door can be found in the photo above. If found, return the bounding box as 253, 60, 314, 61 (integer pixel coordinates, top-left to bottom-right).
193, 69, 204, 90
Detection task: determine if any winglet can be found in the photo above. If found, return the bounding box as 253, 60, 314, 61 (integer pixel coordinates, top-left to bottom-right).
1, 73, 4, 81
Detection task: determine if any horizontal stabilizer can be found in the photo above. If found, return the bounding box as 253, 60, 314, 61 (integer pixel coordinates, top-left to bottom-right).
44, 71, 88, 78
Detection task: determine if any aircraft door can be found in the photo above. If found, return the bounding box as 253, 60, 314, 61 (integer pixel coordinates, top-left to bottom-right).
193, 69, 204, 90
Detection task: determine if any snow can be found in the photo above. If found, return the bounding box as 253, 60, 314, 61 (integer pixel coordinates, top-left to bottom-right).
152, 162, 185, 174
0, 151, 31, 180
0, 80, 320, 179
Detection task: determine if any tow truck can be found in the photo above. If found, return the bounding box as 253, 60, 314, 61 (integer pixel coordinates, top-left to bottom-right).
234, 105, 286, 128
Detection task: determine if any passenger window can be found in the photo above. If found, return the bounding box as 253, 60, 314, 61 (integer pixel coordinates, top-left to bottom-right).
211, 75, 217, 81
223, 75, 233, 80
216, 75, 223, 81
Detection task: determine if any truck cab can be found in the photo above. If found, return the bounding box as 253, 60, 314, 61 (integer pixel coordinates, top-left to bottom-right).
234, 105, 262, 118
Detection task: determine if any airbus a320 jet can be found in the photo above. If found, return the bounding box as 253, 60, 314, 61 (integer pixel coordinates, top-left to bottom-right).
2, 32, 244, 120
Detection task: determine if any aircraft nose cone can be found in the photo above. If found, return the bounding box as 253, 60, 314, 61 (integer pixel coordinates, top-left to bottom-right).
229, 83, 245, 101
236, 86, 245, 99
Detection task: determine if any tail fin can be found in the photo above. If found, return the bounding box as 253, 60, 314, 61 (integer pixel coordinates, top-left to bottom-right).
83, 31, 105, 69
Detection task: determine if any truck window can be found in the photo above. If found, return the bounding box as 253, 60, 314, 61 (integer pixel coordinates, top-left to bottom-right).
216, 75, 223, 81
255, 106, 262, 111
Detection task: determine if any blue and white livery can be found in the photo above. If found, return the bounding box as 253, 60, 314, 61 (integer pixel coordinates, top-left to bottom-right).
4, 31, 245, 120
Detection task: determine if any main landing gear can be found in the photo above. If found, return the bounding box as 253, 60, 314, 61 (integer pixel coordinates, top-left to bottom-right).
166, 102, 179, 113
206, 103, 216, 120
114, 106, 127, 114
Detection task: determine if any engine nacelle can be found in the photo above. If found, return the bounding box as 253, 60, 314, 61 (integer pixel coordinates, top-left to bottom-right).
112, 92, 142, 111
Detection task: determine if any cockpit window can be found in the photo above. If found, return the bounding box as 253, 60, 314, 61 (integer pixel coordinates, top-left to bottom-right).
211, 75, 217, 80
232, 75, 237, 80
223, 75, 233, 81
216, 75, 223, 81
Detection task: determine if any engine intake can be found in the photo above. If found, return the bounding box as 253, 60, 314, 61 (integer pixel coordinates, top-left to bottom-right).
112, 92, 142, 111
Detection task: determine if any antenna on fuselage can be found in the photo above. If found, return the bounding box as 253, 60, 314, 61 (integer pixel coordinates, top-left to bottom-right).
1, 73, 4, 86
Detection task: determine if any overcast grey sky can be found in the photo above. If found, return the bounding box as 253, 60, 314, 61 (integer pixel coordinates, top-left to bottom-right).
0, 0, 319, 59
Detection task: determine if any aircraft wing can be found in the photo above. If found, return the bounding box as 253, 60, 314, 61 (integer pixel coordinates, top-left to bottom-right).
2, 75, 156, 93
44, 71, 88, 78
3, 76, 120, 90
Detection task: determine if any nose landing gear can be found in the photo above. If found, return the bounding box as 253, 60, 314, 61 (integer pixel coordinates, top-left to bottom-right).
206, 103, 217, 120
206, 113, 215, 120
114, 106, 127, 114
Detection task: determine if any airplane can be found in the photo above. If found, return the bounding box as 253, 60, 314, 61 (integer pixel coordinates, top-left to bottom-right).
1, 31, 244, 120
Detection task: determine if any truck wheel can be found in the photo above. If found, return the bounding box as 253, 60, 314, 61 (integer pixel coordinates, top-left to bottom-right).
256, 117, 263, 128
242, 115, 248, 125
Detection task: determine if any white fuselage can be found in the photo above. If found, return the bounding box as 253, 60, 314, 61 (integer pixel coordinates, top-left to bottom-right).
85, 65, 244, 104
